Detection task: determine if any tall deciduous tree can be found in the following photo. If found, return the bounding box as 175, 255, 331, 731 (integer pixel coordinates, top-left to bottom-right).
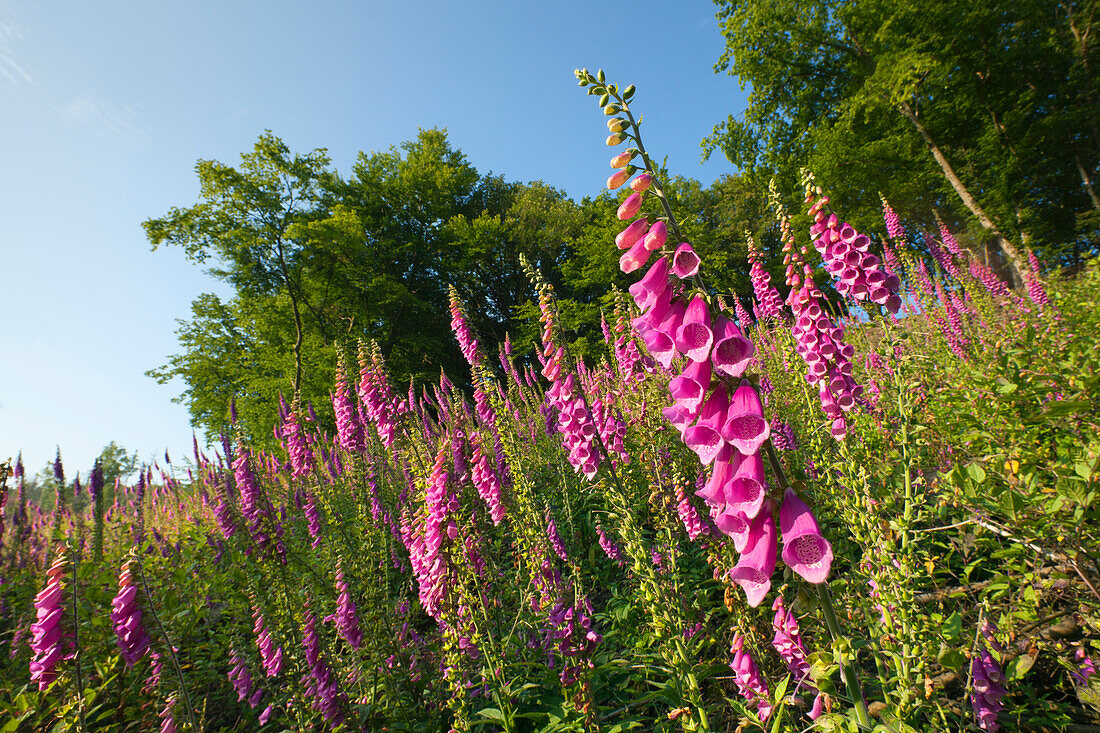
705, 0, 1100, 275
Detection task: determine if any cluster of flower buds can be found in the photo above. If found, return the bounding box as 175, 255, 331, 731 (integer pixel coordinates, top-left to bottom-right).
547, 594, 601, 685
357, 340, 406, 449
331, 355, 365, 454
772, 595, 825, 719
228, 648, 258, 706
281, 404, 315, 478
730, 633, 772, 722
772, 185, 861, 440
406, 446, 454, 619
747, 235, 785, 321
971, 619, 1007, 731
805, 181, 901, 313
111, 555, 152, 667
469, 433, 505, 524
537, 284, 601, 478
301, 605, 346, 726
252, 605, 284, 677
29, 549, 69, 690
333, 561, 363, 649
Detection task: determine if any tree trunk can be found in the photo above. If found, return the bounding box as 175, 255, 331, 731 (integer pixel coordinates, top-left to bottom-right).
1076, 153, 1100, 211
898, 101, 1027, 285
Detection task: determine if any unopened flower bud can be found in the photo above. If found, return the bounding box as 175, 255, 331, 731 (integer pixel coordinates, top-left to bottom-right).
606, 133, 627, 146
607, 168, 631, 190
617, 192, 643, 221
630, 173, 653, 193
604, 104, 621, 115
610, 150, 635, 168
607, 118, 629, 133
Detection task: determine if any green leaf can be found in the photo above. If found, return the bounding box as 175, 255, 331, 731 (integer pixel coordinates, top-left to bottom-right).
967, 463, 987, 484
937, 644, 967, 671
476, 707, 505, 723
942, 611, 962, 642
1006, 653, 1036, 680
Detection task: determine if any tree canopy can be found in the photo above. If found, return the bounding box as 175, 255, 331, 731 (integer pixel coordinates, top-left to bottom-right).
704, 0, 1100, 274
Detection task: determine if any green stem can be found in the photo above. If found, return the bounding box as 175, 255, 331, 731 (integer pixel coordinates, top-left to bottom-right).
70, 544, 88, 733
137, 562, 201, 733
817, 584, 873, 729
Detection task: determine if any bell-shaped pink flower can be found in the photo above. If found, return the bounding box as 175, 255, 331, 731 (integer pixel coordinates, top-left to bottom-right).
780, 489, 833, 584
646, 298, 686, 366
675, 294, 713, 363
662, 404, 694, 435
711, 316, 755, 378
616, 218, 649, 250
668, 358, 712, 417
696, 444, 739, 506
643, 220, 668, 251
714, 507, 753, 551
729, 501, 778, 607
628, 256, 670, 311
617, 192, 642, 221
721, 380, 771, 455
727, 450, 767, 519
620, 238, 653, 273
672, 243, 700, 279
683, 386, 729, 465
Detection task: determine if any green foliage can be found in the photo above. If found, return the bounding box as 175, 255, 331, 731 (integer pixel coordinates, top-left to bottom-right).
706, 0, 1100, 267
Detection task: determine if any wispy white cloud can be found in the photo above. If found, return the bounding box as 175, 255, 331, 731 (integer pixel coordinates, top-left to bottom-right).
0, 15, 34, 89
57, 92, 148, 141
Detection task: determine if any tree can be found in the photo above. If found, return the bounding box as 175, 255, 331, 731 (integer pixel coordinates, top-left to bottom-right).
705, 0, 1100, 275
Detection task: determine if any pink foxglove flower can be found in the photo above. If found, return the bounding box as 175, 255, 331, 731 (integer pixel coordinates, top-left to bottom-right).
668, 358, 711, 418
643, 220, 668, 251
730, 633, 772, 721
728, 503, 778, 607
672, 242, 700, 279
683, 386, 730, 465
971, 620, 1006, 731
616, 218, 649, 250
617, 192, 642, 220
721, 380, 771, 456
711, 316, 755, 378
29, 550, 69, 690
111, 557, 151, 667
779, 489, 833, 584
675, 294, 714, 363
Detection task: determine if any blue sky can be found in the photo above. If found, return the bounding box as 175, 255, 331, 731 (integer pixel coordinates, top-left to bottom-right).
0, 0, 748, 481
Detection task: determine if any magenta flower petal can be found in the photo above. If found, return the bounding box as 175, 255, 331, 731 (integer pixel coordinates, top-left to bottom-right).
713, 507, 752, 550
628, 256, 670, 312
668, 358, 712, 416
729, 503, 778, 607
672, 242, 700, 279
662, 404, 694, 435
696, 444, 738, 506
619, 239, 653, 273
640, 326, 677, 369
616, 218, 650, 250
643, 220, 668, 251
721, 380, 771, 455
675, 294, 713, 362
617, 192, 642, 220
683, 387, 729, 464
779, 488, 833, 584
727, 450, 767, 519
712, 316, 756, 378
